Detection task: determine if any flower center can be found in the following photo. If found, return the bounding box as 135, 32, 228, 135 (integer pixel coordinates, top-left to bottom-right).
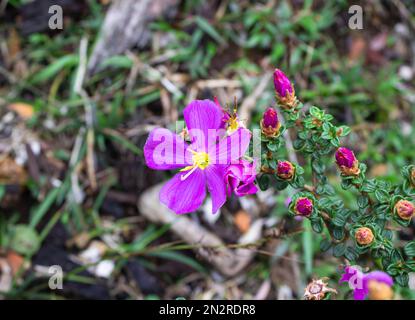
192, 151, 210, 170
309, 283, 322, 294
227, 116, 239, 133
179, 150, 210, 181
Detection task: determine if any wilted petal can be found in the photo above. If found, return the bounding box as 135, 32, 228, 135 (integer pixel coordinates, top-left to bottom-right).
159, 169, 206, 214
205, 165, 227, 214
144, 128, 189, 170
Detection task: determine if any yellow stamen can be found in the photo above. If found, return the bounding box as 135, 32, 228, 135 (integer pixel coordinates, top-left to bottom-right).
225, 98, 242, 134
180, 150, 210, 181
227, 116, 239, 133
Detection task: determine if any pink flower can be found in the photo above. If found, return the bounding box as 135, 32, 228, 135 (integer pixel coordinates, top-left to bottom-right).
144, 99, 251, 214
224, 160, 258, 197
340, 266, 394, 300
273, 69, 293, 98
294, 197, 313, 217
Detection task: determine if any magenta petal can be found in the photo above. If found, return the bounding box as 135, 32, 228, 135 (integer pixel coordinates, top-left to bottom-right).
353, 288, 368, 300
234, 182, 258, 196
340, 266, 362, 283
364, 271, 394, 287
144, 128, 190, 170
213, 128, 251, 164
205, 165, 227, 214
159, 169, 206, 214
183, 100, 224, 151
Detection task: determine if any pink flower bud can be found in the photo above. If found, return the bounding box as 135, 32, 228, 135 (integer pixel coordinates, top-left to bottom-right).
273, 68, 297, 110
355, 227, 374, 246
294, 197, 313, 217
335, 147, 360, 176
273, 69, 293, 98
260, 107, 281, 137
394, 200, 414, 220
263, 107, 279, 128
277, 161, 295, 180
335, 147, 356, 168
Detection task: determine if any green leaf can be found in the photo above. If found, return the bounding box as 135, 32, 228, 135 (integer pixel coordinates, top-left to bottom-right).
258, 175, 270, 191
332, 227, 345, 240
344, 246, 359, 261
148, 251, 206, 273
309, 106, 322, 118
100, 55, 133, 69
129, 224, 171, 252
293, 139, 305, 150
31, 55, 79, 84
310, 217, 323, 233
341, 179, 352, 190
274, 180, 288, 191
30, 187, 61, 229
404, 241, 415, 257
357, 195, 369, 209
0, 185, 5, 202
395, 273, 409, 287
333, 243, 346, 257
338, 125, 351, 137
319, 239, 332, 252
194, 16, 225, 45
267, 141, 279, 152
332, 213, 346, 227
361, 179, 377, 193
374, 189, 389, 203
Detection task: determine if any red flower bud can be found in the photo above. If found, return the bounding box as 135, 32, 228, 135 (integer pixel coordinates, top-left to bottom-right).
260, 107, 281, 137
273, 69, 293, 97
277, 161, 295, 180
263, 107, 279, 128
294, 197, 313, 217
273, 68, 296, 109
335, 147, 360, 176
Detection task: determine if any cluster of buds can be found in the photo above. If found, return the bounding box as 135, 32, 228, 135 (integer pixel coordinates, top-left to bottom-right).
294, 197, 313, 217
394, 199, 415, 221
335, 147, 360, 176
276, 160, 295, 180
273, 69, 297, 110
354, 227, 374, 246
260, 107, 281, 137
304, 278, 337, 300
